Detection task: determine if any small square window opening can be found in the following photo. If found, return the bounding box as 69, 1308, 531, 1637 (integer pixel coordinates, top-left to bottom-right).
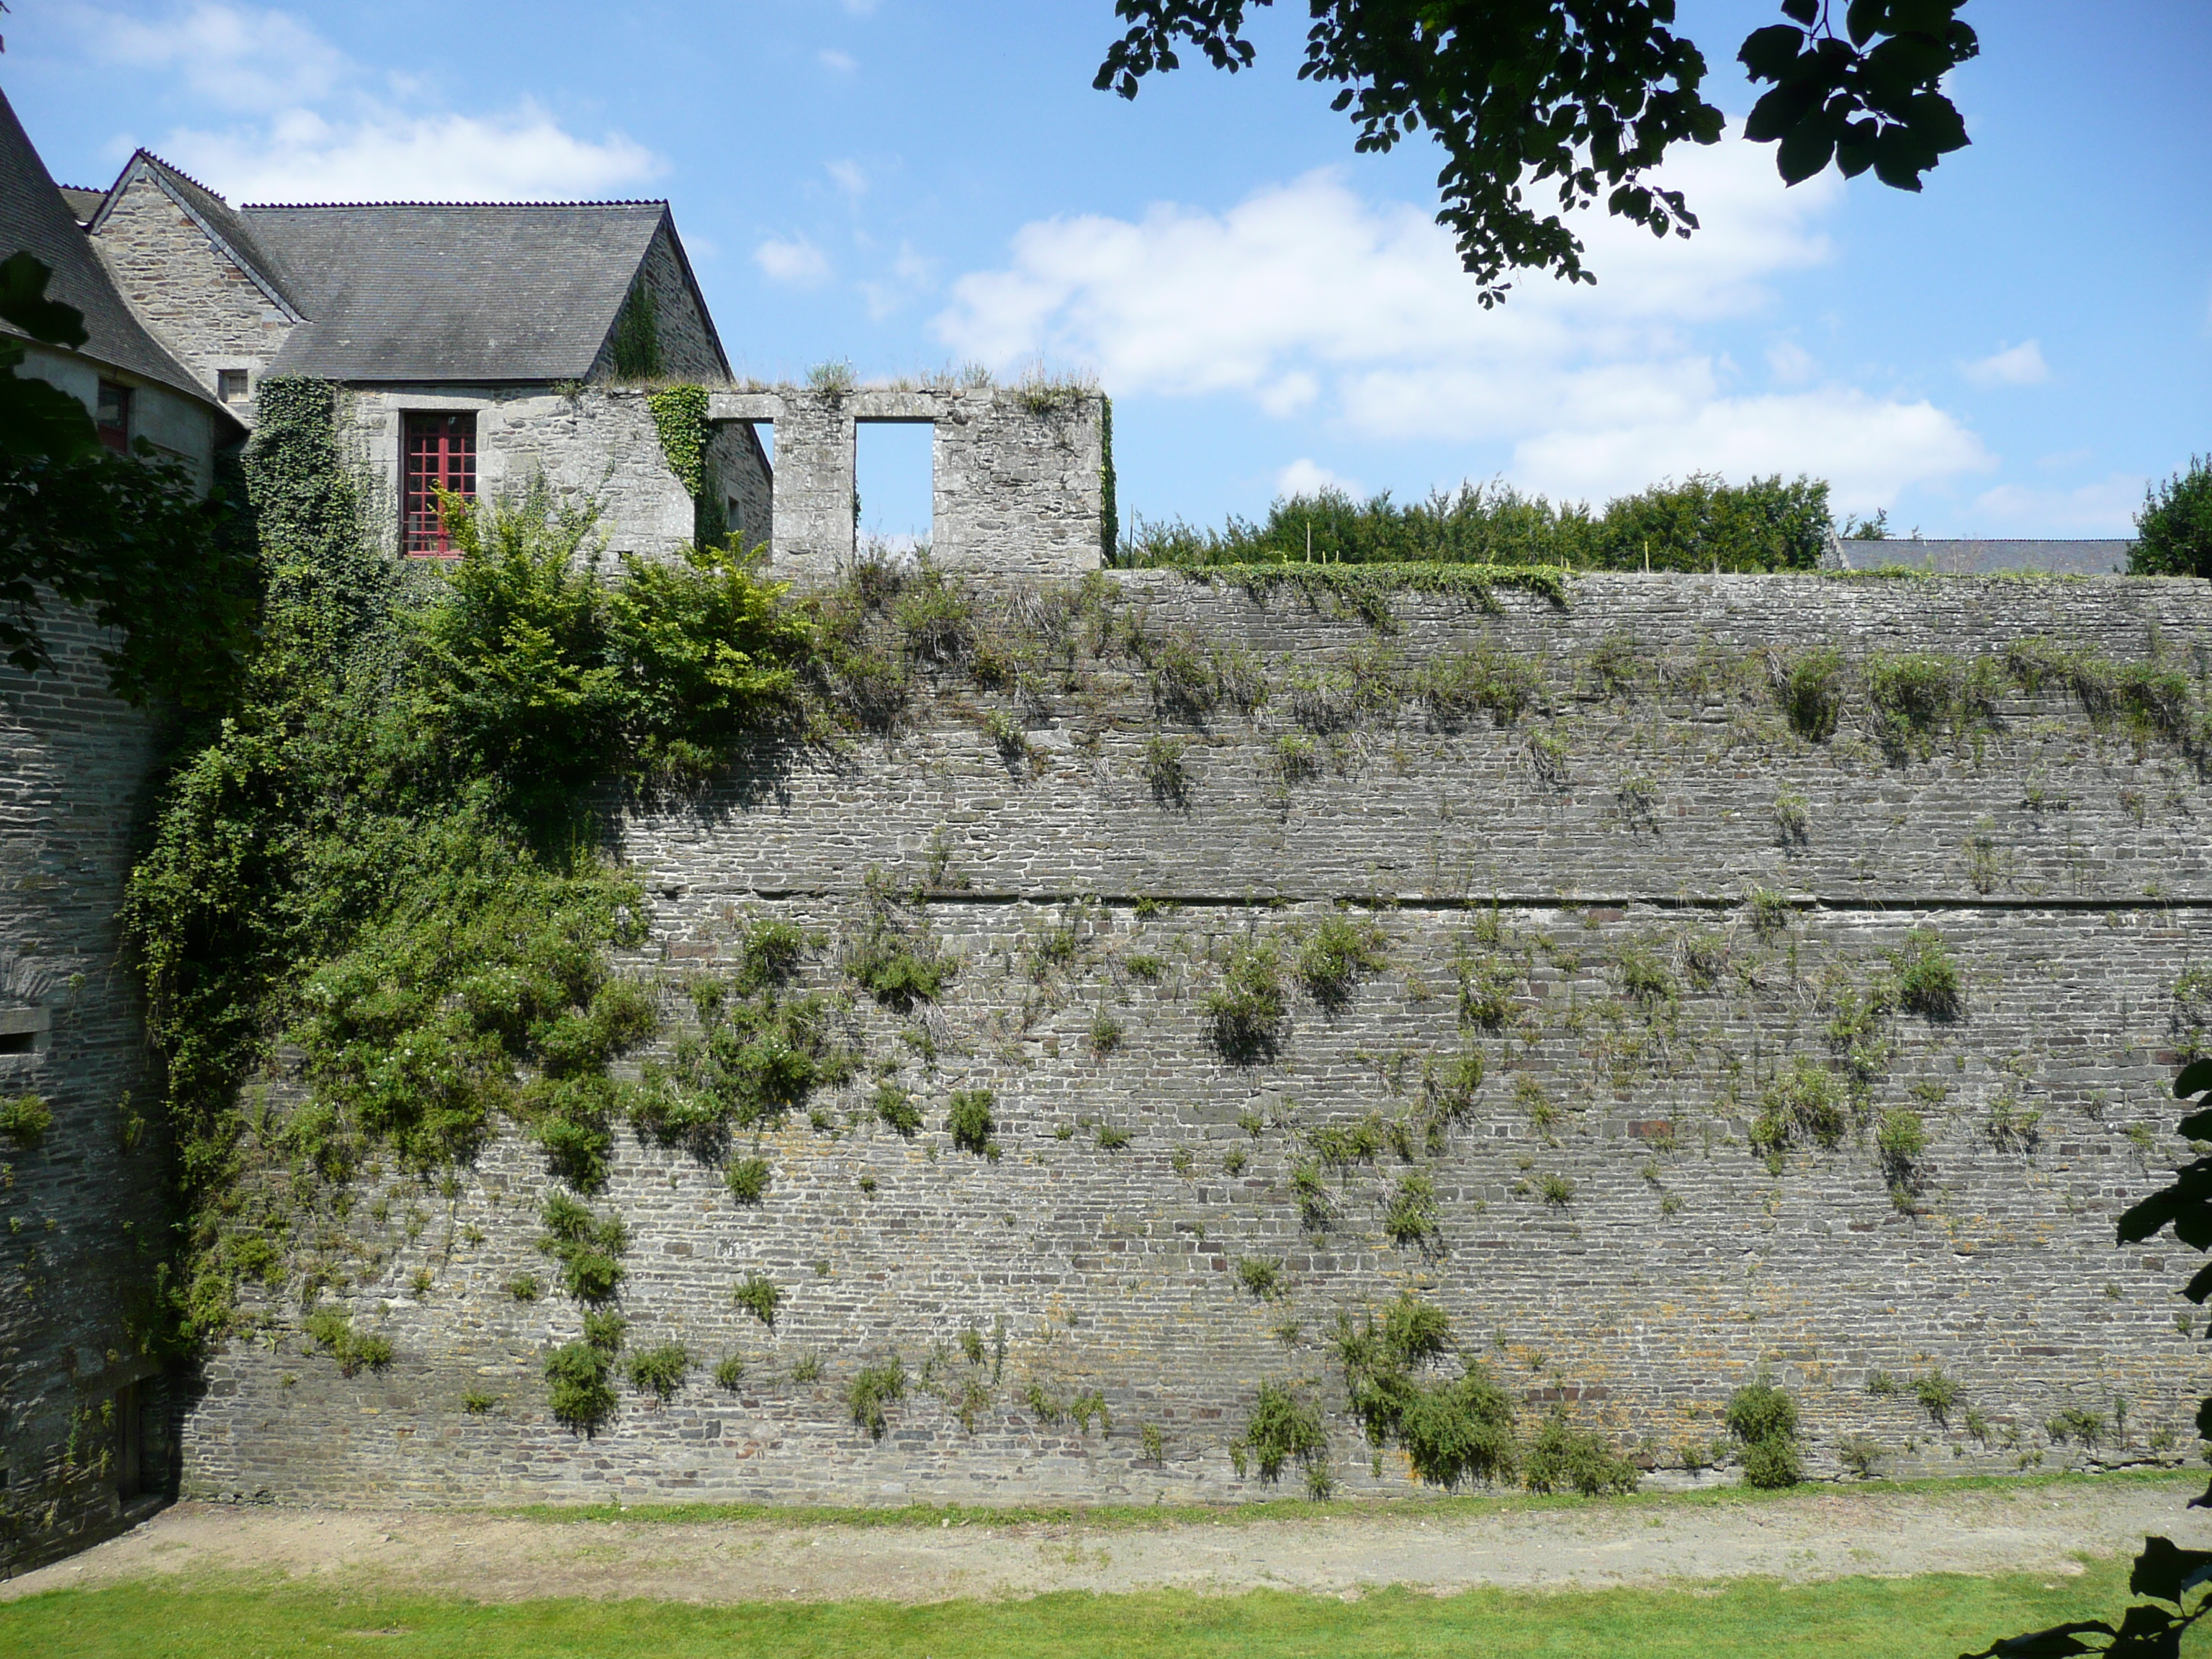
402, 412, 477, 557
96, 380, 132, 454
217, 369, 249, 403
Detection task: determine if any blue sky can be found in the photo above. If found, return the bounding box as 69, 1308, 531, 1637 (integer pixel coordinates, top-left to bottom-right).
8, 1, 2208, 544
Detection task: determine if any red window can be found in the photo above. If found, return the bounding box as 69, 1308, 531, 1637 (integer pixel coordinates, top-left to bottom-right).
96, 380, 132, 455
402, 412, 477, 556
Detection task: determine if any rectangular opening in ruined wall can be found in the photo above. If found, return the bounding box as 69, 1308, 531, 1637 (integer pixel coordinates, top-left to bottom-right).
0, 1007, 48, 1056
855, 418, 933, 559
724, 420, 771, 553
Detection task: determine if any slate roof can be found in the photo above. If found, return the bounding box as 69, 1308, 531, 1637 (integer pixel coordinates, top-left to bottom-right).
235, 201, 690, 382
0, 91, 225, 412
1835, 538, 2134, 576
56, 186, 104, 224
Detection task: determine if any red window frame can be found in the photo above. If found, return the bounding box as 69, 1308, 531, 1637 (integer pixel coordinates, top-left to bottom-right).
96, 379, 132, 455
402, 412, 477, 557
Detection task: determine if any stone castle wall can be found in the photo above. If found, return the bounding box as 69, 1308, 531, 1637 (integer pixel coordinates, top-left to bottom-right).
176, 572, 2212, 1509
0, 617, 176, 1568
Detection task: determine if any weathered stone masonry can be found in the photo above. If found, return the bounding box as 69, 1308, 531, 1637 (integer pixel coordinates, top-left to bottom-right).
178, 572, 2212, 1510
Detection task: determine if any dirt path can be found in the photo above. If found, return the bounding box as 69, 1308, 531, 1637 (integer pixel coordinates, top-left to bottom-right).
8, 1479, 2205, 1606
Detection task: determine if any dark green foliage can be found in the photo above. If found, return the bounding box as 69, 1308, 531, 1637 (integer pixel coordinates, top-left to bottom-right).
1139, 734, 1190, 806
608, 280, 663, 380
544, 1339, 617, 1435
0, 254, 256, 706
640, 974, 853, 1143
0, 1093, 50, 1147
538, 1193, 628, 1304
1891, 929, 1964, 1020
626, 1343, 691, 1401
123, 385, 820, 1339
947, 1088, 999, 1157
732, 1272, 782, 1328
2045, 1406, 2107, 1447
1290, 1158, 1335, 1231
713, 1355, 745, 1390
1101, 7, 1970, 300
1524, 1416, 1642, 1496
1862, 651, 1999, 757
1121, 477, 1833, 572
2130, 455, 2212, 577
1238, 1382, 1327, 1483
1098, 394, 1118, 565
1335, 1294, 1516, 1490
1781, 648, 1845, 740
1205, 938, 1287, 1061
1455, 949, 1521, 1030
724, 1156, 772, 1205
1296, 914, 1389, 1011
730, 917, 809, 997
849, 1355, 907, 1440
1616, 944, 1675, 1004
1725, 1380, 1800, 1489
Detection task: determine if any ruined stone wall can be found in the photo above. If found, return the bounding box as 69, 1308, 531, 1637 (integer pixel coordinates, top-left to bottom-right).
89, 172, 292, 414
336, 387, 695, 563
0, 616, 175, 1568
176, 572, 2212, 1509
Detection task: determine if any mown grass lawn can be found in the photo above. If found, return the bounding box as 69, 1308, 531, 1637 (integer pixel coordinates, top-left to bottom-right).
1, 1557, 2189, 1659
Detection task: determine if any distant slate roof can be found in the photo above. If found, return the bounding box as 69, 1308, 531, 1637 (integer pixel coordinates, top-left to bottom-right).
56, 185, 104, 224
0, 93, 226, 412
1834, 538, 2134, 576
234, 200, 687, 382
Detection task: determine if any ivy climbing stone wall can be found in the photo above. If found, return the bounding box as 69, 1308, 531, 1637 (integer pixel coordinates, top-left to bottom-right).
176, 571, 2212, 1509
0, 616, 176, 1569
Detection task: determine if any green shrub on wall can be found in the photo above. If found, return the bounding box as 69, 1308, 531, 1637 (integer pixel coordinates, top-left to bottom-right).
123, 377, 817, 1344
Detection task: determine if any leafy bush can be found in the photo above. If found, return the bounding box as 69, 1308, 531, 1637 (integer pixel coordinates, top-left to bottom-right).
2129, 454, 2212, 577
1334, 1294, 1517, 1490
1890, 929, 1964, 1020
848, 917, 956, 1010
1120, 475, 1829, 572
545, 1339, 617, 1434
640, 977, 853, 1140
1877, 1108, 1928, 1169
1456, 950, 1520, 1030
626, 1343, 690, 1401
1753, 1058, 1848, 1155
1413, 644, 1541, 726
537, 1192, 628, 1303
1237, 1257, 1285, 1300
1382, 1174, 1441, 1249
1140, 735, 1190, 806
1780, 649, 1844, 741
0, 1092, 51, 1147
848, 1355, 907, 1440
1725, 1380, 1800, 1488
1205, 939, 1287, 1061
302, 1306, 395, 1377
1238, 1382, 1327, 1483
1296, 914, 1390, 1010
724, 1156, 772, 1205
1523, 1416, 1642, 1496
947, 1088, 997, 1157
733, 1272, 781, 1328
713, 1355, 745, 1390
1913, 1370, 1963, 1426
873, 1081, 922, 1138
1616, 943, 1676, 1004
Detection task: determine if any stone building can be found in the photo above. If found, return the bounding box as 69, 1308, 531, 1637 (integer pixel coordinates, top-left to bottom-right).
78, 147, 773, 559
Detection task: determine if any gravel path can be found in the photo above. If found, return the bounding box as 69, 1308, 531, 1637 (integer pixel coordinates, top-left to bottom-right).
7, 1478, 2204, 1605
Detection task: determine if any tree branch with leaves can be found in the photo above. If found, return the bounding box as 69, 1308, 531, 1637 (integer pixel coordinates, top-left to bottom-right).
1097, 1, 1977, 304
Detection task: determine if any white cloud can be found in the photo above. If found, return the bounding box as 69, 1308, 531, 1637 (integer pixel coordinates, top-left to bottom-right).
60, 1, 662, 202
933, 137, 1990, 512
818, 49, 858, 73
172, 104, 662, 202
1972, 472, 2144, 536
826, 158, 868, 198
66, 1, 343, 109
1962, 339, 2051, 388
1276, 458, 1360, 500
1766, 338, 1817, 387
756, 235, 832, 287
